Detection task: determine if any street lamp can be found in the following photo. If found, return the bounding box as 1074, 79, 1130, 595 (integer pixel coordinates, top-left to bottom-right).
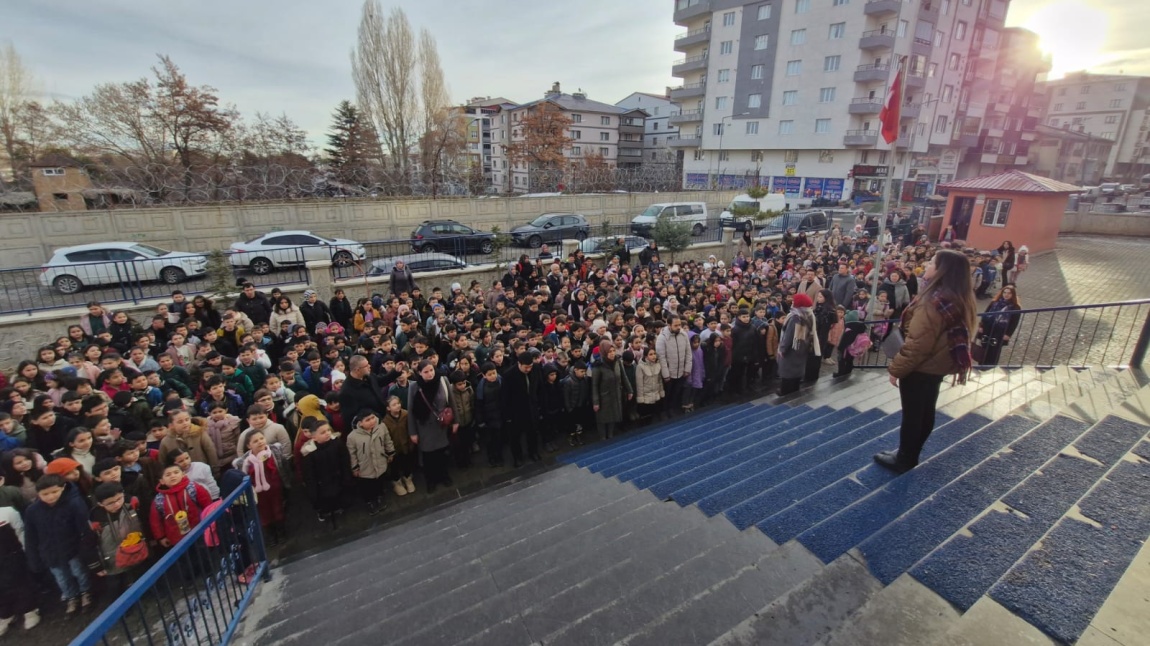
712, 112, 750, 190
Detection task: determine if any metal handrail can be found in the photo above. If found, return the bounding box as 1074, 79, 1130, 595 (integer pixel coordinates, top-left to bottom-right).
675, 26, 711, 40
72, 477, 269, 646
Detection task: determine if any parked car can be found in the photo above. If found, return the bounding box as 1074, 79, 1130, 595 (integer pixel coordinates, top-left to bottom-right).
1100, 182, 1123, 197
756, 210, 833, 238
40, 242, 207, 295
410, 220, 495, 254
630, 202, 709, 237
367, 252, 472, 277
1078, 186, 1102, 202
229, 231, 365, 275
1119, 184, 1136, 194
578, 235, 649, 256
510, 213, 591, 248
719, 193, 788, 231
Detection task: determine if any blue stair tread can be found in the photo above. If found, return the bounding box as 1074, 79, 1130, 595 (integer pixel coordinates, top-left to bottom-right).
748, 413, 984, 542
858, 415, 1091, 585
797, 415, 1039, 563
651, 408, 881, 503
579, 406, 756, 472
561, 404, 752, 465
616, 402, 832, 482
990, 455, 1150, 645
624, 406, 844, 490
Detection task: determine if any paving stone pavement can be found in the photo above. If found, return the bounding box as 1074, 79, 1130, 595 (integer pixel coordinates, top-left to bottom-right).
1016, 235, 1150, 308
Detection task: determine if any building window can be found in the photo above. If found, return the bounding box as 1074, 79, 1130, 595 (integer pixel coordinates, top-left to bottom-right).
1080, 85, 1091, 94
758, 3, 772, 19
748, 93, 762, 108
948, 53, 960, 71
653, 122, 660, 130
751, 64, 764, 79
815, 118, 831, 133
746, 121, 760, 134
652, 137, 658, 146
751, 150, 764, 162
719, 150, 730, 161
934, 30, 944, 46
1053, 103, 1063, 111
720, 40, 733, 54
786, 60, 802, 76
1115, 83, 1127, 91
42, 168, 65, 176
779, 120, 795, 134
833, 0, 848, 5
600, 147, 609, 156
784, 149, 799, 162
795, 0, 810, 14
790, 29, 807, 45
718, 69, 731, 82
1048, 118, 1059, 126
572, 114, 582, 123
824, 55, 841, 72
898, 20, 908, 37
571, 130, 582, 139
829, 23, 845, 39
1101, 132, 1115, 140
819, 87, 836, 103
723, 11, 736, 26
1105, 115, 1118, 124
1076, 102, 1086, 109
693, 150, 704, 161
941, 85, 954, 102
782, 90, 798, 105
1109, 99, 1122, 108
716, 96, 728, 109
942, 0, 951, 13
981, 199, 1011, 227
935, 115, 949, 133
713, 123, 725, 135
600, 132, 610, 141
601, 116, 611, 125
755, 35, 770, 50
820, 149, 834, 162
954, 21, 967, 40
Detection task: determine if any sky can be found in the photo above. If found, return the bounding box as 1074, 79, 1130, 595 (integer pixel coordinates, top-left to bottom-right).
3, 0, 1145, 146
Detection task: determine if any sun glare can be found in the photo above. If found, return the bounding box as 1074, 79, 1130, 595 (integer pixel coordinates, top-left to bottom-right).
1022, 0, 1110, 78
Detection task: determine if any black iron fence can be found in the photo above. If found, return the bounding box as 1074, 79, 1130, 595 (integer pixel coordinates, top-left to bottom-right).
0, 248, 310, 316
849, 299, 1150, 370
72, 478, 270, 646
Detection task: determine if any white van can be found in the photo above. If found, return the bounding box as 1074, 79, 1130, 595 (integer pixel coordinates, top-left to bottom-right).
719, 193, 789, 231
630, 202, 709, 237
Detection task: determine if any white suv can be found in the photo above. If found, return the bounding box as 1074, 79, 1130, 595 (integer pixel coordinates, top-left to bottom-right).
40, 242, 207, 294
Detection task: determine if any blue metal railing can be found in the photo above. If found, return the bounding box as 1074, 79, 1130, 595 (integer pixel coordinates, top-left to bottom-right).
71, 477, 270, 646
847, 298, 1150, 369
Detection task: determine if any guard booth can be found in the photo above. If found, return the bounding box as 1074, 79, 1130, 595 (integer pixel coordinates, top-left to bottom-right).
938, 170, 1080, 253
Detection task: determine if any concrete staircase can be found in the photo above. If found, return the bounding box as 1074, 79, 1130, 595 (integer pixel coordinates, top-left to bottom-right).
235, 366, 1150, 646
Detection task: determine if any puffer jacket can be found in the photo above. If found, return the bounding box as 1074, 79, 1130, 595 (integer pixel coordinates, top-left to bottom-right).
148, 476, 212, 546
655, 327, 692, 379
475, 376, 503, 429
24, 483, 91, 570
888, 295, 963, 379
346, 423, 396, 480
382, 410, 414, 455
448, 383, 476, 428
635, 359, 666, 405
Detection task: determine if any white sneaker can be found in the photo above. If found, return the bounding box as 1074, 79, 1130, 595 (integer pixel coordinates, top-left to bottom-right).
392, 480, 408, 497
404, 476, 415, 493
0, 616, 13, 636
23, 610, 40, 630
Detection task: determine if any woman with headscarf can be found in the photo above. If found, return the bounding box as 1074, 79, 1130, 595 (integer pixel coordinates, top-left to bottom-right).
591, 340, 633, 440
407, 360, 452, 492
777, 293, 818, 396
389, 259, 417, 297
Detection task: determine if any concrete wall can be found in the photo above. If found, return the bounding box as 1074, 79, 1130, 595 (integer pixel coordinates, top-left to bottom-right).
1061, 211, 1150, 238
0, 191, 739, 268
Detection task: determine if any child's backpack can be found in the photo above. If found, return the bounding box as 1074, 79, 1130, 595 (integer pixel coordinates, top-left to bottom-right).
848, 333, 873, 359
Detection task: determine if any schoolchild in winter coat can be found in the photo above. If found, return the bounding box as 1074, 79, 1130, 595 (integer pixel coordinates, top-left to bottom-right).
538, 364, 566, 452
446, 371, 476, 469
381, 397, 416, 496
158, 410, 216, 472
0, 504, 41, 634
561, 360, 593, 446
475, 362, 505, 466
24, 475, 95, 614
203, 402, 242, 471
234, 431, 288, 545
634, 348, 666, 421
346, 409, 396, 516
89, 482, 148, 595
300, 419, 350, 524
149, 463, 212, 549
408, 361, 452, 491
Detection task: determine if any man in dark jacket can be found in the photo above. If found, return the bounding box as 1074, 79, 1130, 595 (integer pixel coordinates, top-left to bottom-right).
499, 353, 540, 466
338, 356, 388, 421
24, 478, 94, 613
729, 309, 759, 394
829, 263, 857, 312
475, 362, 505, 467
389, 260, 417, 297
233, 283, 273, 326
638, 240, 659, 268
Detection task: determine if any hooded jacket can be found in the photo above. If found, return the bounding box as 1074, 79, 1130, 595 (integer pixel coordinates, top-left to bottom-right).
24, 482, 91, 570
655, 327, 693, 379
158, 422, 217, 470
148, 475, 212, 546
301, 436, 350, 502
635, 359, 666, 405
346, 422, 396, 480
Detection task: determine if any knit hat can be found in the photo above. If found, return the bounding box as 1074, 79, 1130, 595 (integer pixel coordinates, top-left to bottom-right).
303, 289, 317, 300
792, 293, 814, 308
352, 409, 378, 425
45, 457, 82, 477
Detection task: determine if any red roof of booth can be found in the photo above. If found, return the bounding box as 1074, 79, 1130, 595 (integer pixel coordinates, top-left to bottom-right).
940, 170, 1081, 194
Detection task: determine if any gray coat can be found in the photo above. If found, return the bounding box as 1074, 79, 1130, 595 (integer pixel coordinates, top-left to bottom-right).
592, 358, 633, 425
407, 378, 451, 453
777, 310, 814, 379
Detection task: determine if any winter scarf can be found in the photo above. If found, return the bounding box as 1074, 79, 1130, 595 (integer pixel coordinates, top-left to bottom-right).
245, 449, 273, 492
926, 291, 972, 385
413, 375, 440, 422
786, 307, 821, 357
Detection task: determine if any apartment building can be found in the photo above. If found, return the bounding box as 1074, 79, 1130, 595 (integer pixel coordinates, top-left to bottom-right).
462, 97, 518, 193
1028, 123, 1114, 186
615, 91, 682, 167
669, 0, 1025, 202
505, 83, 645, 192
1040, 72, 1150, 181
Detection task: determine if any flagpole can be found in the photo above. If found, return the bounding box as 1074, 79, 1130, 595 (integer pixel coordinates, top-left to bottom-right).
870, 55, 906, 310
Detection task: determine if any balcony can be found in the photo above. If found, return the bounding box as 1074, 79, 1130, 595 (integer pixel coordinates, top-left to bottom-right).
1020, 131, 1037, 142
849, 98, 884, 114
905, 71, 927, 89
844, 129, 880, 146
912, 37, 933, 57
668, 134, 702, 147
674, 0, 712, 26
672, 53, 709, 76
669, 109, 704, 125
864, 0, 901, 15
618, 148, 644, 157
618, 138, 643, 149
674, 26, 711, 51
860, 29, 896, 50
854, 63, 891, 83
918, 0, 940, 21
669, 82, 706, 100
957, 132, 981, 148
900, 102, 921, 120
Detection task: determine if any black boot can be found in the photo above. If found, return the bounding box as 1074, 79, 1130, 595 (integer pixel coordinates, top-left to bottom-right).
873, 450, 915, 474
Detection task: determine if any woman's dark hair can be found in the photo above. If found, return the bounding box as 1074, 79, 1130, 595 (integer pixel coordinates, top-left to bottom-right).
818, 288, 836, 310
992, 284, 1021, 308
920, 248, 977, 332
1, 448, 43, 487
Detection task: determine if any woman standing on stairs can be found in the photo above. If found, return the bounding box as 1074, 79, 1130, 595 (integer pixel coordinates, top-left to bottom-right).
876, 249, 976, 474
976, 284, 1022, 367
591, 341, 632, 440
777, 293, 818, 396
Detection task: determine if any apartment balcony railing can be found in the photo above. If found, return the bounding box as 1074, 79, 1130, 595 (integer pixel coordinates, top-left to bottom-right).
674, 25, 712, 51
669, 109, 705, 125
854, 63, 891, 83
901, 102, 921, 119
860, 29, 896, 50
674, 0, 713, 25
844, 129, 880, 146
669, 82, 707, 100
905, 71, 927, 89
672, 53, 709, 76
864, 0, 902, 15
668, 134, 703, 147
912, 37, 933, 57
849, 98, 884, 114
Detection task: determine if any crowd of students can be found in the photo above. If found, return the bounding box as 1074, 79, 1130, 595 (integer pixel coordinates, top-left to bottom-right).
0, 224, 1026, 633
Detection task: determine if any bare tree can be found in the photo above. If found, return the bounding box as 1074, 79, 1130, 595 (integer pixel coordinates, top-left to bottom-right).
351, 1, 418, 181
416, 29, 464, 197
0, 42, 34, 185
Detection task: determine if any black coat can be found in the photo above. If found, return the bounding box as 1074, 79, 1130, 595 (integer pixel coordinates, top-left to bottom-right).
234, 292, 273, 326
302, 439, 351, 502
731, 320, 759, 363
338, 375, 387, 421
23, 483, 92, 571
500, 368, 539, 426
300, 300, 332, 332
329, 297, 354, 330
475, 376, 503, 428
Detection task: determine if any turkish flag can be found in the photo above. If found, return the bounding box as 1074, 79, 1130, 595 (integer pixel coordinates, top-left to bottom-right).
879, 66, 903, 145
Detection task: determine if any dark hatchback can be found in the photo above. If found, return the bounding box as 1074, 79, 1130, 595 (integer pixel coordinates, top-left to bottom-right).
410, 220, 496, 255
